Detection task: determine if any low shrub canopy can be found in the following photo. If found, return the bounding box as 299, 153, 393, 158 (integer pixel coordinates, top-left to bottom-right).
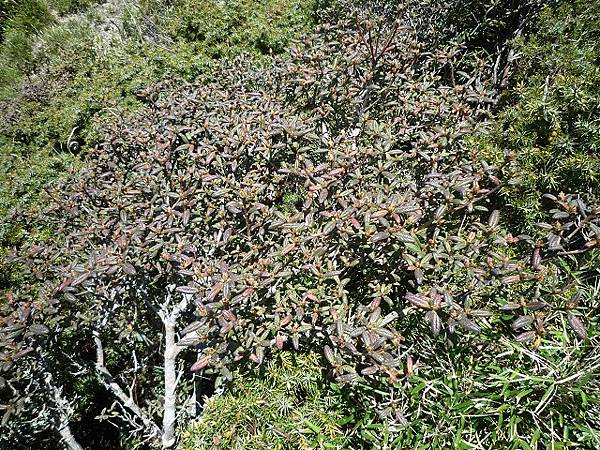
30, 1, 597, 376
1, 0, 599, 448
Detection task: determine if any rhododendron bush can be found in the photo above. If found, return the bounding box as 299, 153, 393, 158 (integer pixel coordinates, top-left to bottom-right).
1, 1, 597, 448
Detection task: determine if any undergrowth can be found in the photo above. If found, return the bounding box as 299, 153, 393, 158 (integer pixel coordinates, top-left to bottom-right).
181, 352, 350, 450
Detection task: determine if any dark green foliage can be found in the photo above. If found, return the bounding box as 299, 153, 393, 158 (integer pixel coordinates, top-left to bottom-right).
181, 352, 350, 449
431, 0, 550, 50
482, 0, 600, 224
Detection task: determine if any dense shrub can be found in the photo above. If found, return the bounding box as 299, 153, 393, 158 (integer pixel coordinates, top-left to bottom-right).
2, 2, 598, 448
481, 0, 600, 224
159, 0, 316, 57
181, 352, 349, 449
0, 0, 319, 270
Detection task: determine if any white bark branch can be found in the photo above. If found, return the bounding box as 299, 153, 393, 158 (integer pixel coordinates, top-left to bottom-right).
158, 294, 190, 448
43, 372, 84, 450
58, 423, 84, 450
161, 316, 178, 448
93, 333, 161, 438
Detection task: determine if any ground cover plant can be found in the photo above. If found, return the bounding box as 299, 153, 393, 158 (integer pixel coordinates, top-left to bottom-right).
0, 0, 599, 449
180, 351, 351, 449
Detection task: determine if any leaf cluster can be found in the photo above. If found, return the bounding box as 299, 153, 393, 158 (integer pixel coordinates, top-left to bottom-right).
5, 1, 597, 387
1, 1, 599, 448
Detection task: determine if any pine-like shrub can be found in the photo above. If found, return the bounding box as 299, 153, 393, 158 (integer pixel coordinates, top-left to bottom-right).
481, 0, 600, 224
181, 352, 349, 449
